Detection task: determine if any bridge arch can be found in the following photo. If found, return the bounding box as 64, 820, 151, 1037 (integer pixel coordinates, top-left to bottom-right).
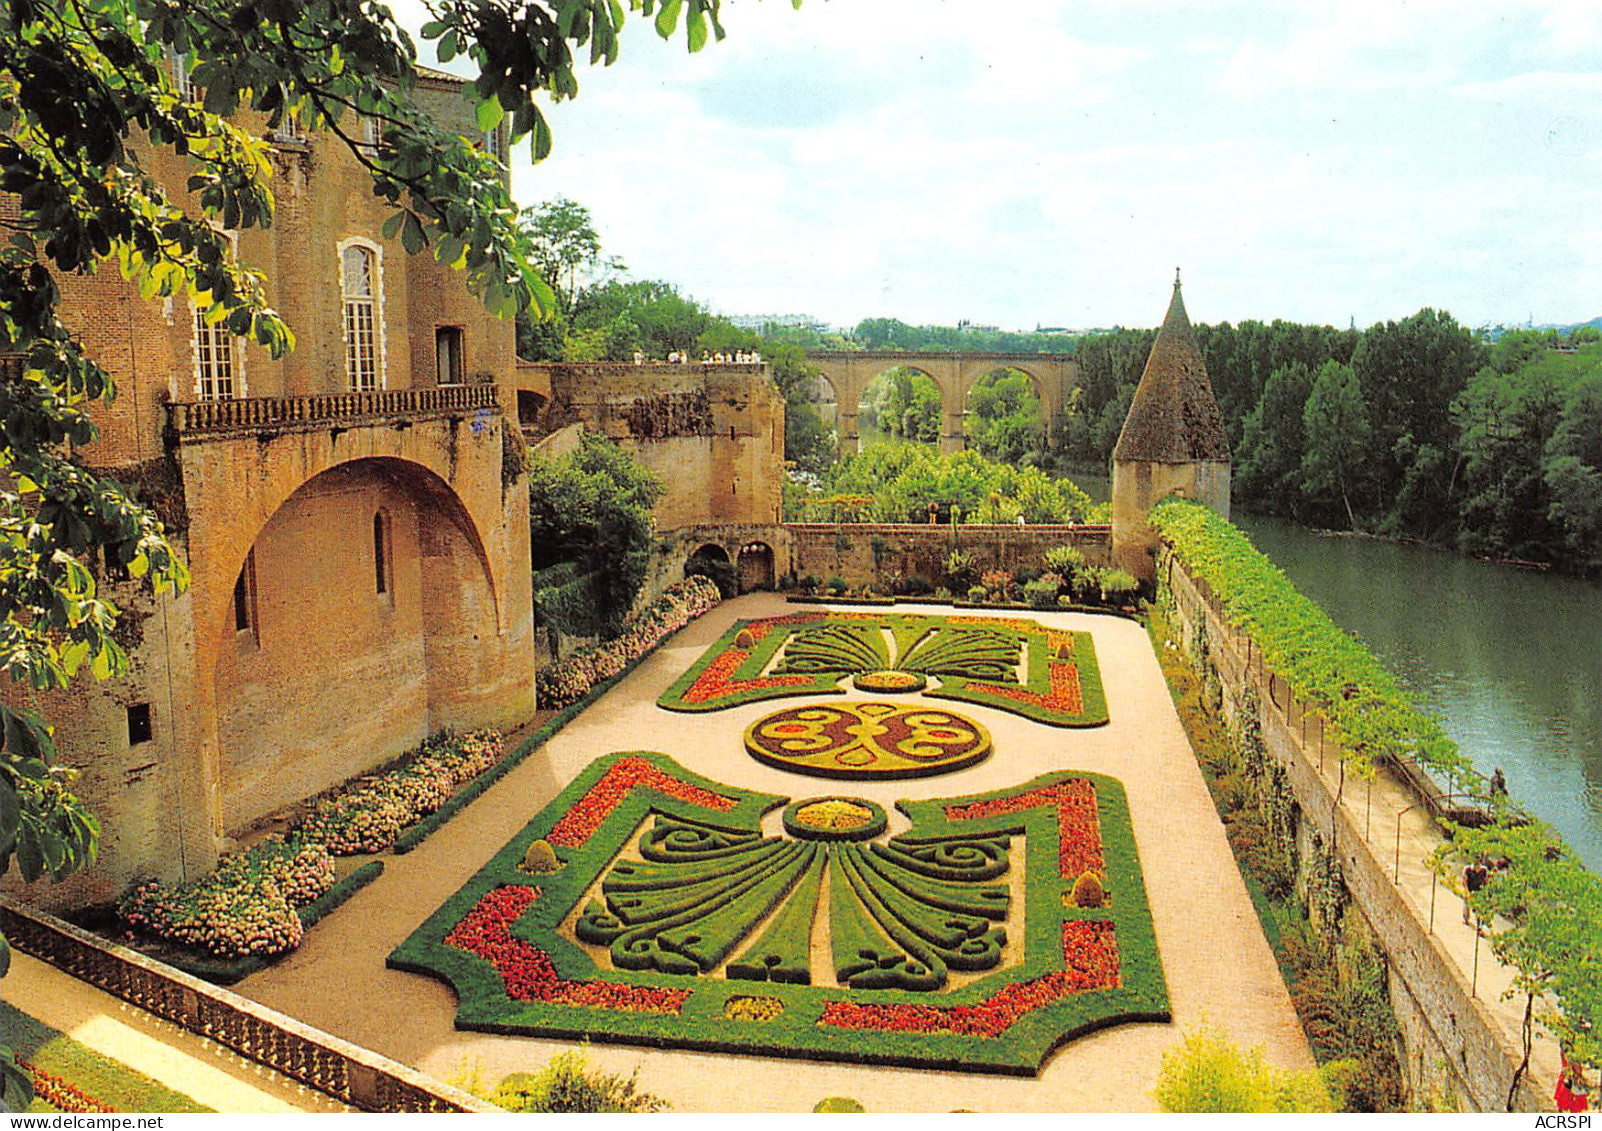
806, 351, 1077, 457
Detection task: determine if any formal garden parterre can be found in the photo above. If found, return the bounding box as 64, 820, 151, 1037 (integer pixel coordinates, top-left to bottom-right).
744, 701, 993, 780
386, 751, 1169, 1074
658, 612, 1109, 728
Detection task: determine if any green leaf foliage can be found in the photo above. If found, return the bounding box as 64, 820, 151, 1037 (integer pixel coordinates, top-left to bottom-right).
527, 432, 663, 637
1150, 498, 1470, 783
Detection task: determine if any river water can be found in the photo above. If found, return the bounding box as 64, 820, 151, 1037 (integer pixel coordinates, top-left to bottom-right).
1069, 471, 1602, 866
1229, 513, 1602, 870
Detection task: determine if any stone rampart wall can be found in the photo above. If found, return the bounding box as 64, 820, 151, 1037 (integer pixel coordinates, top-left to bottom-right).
1161, 547, 1546, 1113
786, 523, 1111, 589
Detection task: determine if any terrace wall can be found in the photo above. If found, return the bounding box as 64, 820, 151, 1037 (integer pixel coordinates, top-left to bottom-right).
785, 523, 1112, 589
1160, 544, 1549, 1113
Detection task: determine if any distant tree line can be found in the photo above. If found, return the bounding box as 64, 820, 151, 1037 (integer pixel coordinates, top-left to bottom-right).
1071, 315, 1602, 574
515, 198, 1600, 573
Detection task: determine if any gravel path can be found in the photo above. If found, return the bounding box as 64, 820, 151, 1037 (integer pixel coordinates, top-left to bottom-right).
236, 594, 1313, 1112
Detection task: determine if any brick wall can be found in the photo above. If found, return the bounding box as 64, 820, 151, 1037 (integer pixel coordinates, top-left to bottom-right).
786, 523, 1112, 589
1161, 548, 1548, 1112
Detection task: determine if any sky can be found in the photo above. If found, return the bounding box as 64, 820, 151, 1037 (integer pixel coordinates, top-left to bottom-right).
414, 1, 1602, 333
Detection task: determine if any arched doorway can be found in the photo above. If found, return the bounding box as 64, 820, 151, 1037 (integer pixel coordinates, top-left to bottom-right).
211, 458, 499, 833
685, 543, 736, 598
737, 542, 775, 592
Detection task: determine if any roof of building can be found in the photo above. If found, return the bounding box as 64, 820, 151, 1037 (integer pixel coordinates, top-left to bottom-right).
1112, 271, 1231, 463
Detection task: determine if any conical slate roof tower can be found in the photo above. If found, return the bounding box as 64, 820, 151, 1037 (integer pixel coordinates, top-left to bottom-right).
1109, 271, 1233, 581
1113, 271, 1231, 463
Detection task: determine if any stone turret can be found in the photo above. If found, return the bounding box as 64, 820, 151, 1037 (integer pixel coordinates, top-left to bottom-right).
1110, 270, 1232, 581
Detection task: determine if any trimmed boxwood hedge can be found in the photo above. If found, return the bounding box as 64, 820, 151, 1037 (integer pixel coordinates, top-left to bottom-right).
659, 612, 1110, 728
387, 752, 1169, 1075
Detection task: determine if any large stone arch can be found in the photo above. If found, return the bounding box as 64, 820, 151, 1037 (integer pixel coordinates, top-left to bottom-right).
854, 363, 951, 450
169, 415, 528, 852
959, 363, 1053, 450
207, 456, 504, 832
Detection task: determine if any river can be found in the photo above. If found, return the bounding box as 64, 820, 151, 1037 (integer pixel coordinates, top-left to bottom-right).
1229, 513, 1602, 870
1069, 471, 1602, 866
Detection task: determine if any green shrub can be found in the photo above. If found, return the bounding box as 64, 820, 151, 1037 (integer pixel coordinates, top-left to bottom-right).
1098, 568, 1139, 606
943, 549, 976, 593
520, 839, 560, 874
1071, 870, 1106, 908
1155, 1025, 1332, 1113
490, 1050, 668, 1113
1044, 544, 1085, 576
966, 584, 987, 602
685, 552, 738, 598
895, 573, 933, 596
1070, 563, 1104, 601
814, 1097, 865, 1113
825, 575, 847, 595
1023, 577, 1059, 610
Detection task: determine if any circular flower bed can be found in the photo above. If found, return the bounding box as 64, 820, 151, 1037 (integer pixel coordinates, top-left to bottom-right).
853, 669, 927, 694
781, 796, 888, 842
746, 701, 991, 780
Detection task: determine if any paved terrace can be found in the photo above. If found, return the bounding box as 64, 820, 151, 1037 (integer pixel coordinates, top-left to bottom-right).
235, 594, 1312, 1112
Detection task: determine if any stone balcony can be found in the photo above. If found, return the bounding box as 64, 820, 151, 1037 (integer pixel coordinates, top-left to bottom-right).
165, 383, 500, 442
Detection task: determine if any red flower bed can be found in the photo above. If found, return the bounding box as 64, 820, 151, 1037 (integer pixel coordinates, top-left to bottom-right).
445, 886, 688, 1014
679, 647, 814, 705
818, 920, 1119, 1038
22, 1062, 113, 1114
547, 757, 737, 847
944, 778, 1103, 877
968, 659, 1083, 716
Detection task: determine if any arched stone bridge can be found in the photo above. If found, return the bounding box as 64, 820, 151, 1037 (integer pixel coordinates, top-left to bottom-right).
805, 351, 1079, 455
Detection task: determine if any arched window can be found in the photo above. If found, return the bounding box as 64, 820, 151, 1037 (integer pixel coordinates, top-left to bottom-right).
373, 510, 390, 596
341, 242, 382, 391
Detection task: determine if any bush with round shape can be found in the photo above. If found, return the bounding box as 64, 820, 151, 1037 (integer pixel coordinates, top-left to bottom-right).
521, 839, 561, 875
1071, 870, 1107, 908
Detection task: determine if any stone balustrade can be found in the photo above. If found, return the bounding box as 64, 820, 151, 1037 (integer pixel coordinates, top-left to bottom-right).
0, 901, 497, 1112
167, 383, 499, 439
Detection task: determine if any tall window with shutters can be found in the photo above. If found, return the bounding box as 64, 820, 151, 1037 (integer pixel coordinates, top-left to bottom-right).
341, 242, 382, 391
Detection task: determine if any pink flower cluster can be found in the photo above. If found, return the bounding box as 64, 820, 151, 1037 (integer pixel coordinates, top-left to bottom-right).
117, 838, 336, 958
297, 729, 505, 855
537, 577, 722, 709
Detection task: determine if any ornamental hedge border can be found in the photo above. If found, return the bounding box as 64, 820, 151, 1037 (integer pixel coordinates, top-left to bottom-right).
386, 752, 1169, 1075
657, 612, 1109, 729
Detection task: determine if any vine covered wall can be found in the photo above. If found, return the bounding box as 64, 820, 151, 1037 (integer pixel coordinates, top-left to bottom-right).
1155, 533, 1549, 1113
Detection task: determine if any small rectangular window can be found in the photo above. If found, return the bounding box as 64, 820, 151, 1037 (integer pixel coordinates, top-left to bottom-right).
484, 126, 505, 165
234, 551, 257, 636
435, 327, 464, 386
127, 703, 153, 746
374, 512, 390, 596
194, 307, 237, 400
